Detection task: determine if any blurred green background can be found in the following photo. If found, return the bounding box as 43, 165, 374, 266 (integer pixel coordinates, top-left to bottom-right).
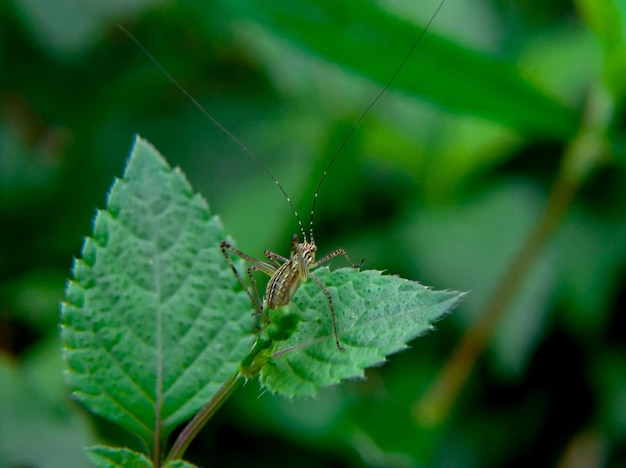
1, 0, 625, 466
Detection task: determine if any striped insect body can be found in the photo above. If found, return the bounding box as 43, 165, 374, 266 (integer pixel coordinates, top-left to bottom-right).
221, 228, 363, 351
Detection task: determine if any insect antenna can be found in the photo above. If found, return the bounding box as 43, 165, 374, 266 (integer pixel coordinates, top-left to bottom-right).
307, 0, 446, 245
117, 24, 309, 243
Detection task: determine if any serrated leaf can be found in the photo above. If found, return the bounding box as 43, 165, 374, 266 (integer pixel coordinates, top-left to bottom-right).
258, 267, 463, 396
60, 136, 254, 451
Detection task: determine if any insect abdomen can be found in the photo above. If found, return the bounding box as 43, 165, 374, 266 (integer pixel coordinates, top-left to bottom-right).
265, 262, 302, 309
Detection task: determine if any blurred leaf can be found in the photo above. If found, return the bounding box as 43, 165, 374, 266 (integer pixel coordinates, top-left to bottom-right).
60, 136, 255, 451
594, 349, 626, 440
575, 0, 626, 98
401, 180, 557, 376
0, 352, 92, 468
415, 118, 522, 198
0, 119, 64, 214
9, 0, 158, 59
556, 208, 626, 335
22, 333, 79, 416
222, 0, 579, 138
256, 267, 463, 396
519, 24, 601, 107
1, 268, 65, 332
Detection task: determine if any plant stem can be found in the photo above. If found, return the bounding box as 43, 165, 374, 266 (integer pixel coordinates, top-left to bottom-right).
414, 84, 612, 425
166, 370, 243, 463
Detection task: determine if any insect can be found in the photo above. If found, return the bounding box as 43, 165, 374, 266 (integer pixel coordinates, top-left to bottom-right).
119, 0, 446, 351
221, 229, 362, 351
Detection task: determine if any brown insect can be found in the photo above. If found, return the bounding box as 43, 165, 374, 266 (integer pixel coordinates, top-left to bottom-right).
220, 220, 363, 351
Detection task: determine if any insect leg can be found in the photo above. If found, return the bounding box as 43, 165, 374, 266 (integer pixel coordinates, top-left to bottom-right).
245, 265, 266, 321
264, 250, 289, 265
310, 273, 344, 351
220, 241, 276, 274
220, 240, 275, 319
314, 248, 364, 269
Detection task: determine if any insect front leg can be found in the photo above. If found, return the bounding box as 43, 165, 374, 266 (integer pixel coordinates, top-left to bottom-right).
220, 240, 276, 320
264, 249, 289, 266
314, 248, 364, 269
263, 233, 298, 266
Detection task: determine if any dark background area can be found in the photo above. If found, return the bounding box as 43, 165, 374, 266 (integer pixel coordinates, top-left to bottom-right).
1, 0, 625, 466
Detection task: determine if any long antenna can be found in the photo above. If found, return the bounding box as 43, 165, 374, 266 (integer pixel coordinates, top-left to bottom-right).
119, 0, 445, 245
308, 0, 446, 244
117, 24, 309, 243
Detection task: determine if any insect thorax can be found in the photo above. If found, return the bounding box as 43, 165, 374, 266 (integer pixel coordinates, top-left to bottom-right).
295, 240, 317, 270
264, 237, 317, 310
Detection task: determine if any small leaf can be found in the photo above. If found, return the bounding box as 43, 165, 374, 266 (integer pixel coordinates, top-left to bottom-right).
86, 445, 199, 468
259, 267, 463, 396
85, 446, 154, 468
165, 460, 199, 468
60, 136, 254, 451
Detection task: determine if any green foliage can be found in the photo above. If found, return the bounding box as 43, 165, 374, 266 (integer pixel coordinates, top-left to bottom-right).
0, 349, 91, 467
60, 137, 255, 453
86, 446, 197, 468
259, 268, 461, 396
86, 446, 155, 468
3, 0, 626, 466
224, 0, 579, 138
60, 136, 460, 465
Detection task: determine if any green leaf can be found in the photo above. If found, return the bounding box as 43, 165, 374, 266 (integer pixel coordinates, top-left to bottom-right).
85, 445, 196, 468
0, 353, 92, 468
257, 267, 463, 397
223, 0, 579, 139
60, 136, 255, 451
61, 136, 461, 460
85, 446, 153, 468
85, 445, 199, 468
165, 461, 198, 468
